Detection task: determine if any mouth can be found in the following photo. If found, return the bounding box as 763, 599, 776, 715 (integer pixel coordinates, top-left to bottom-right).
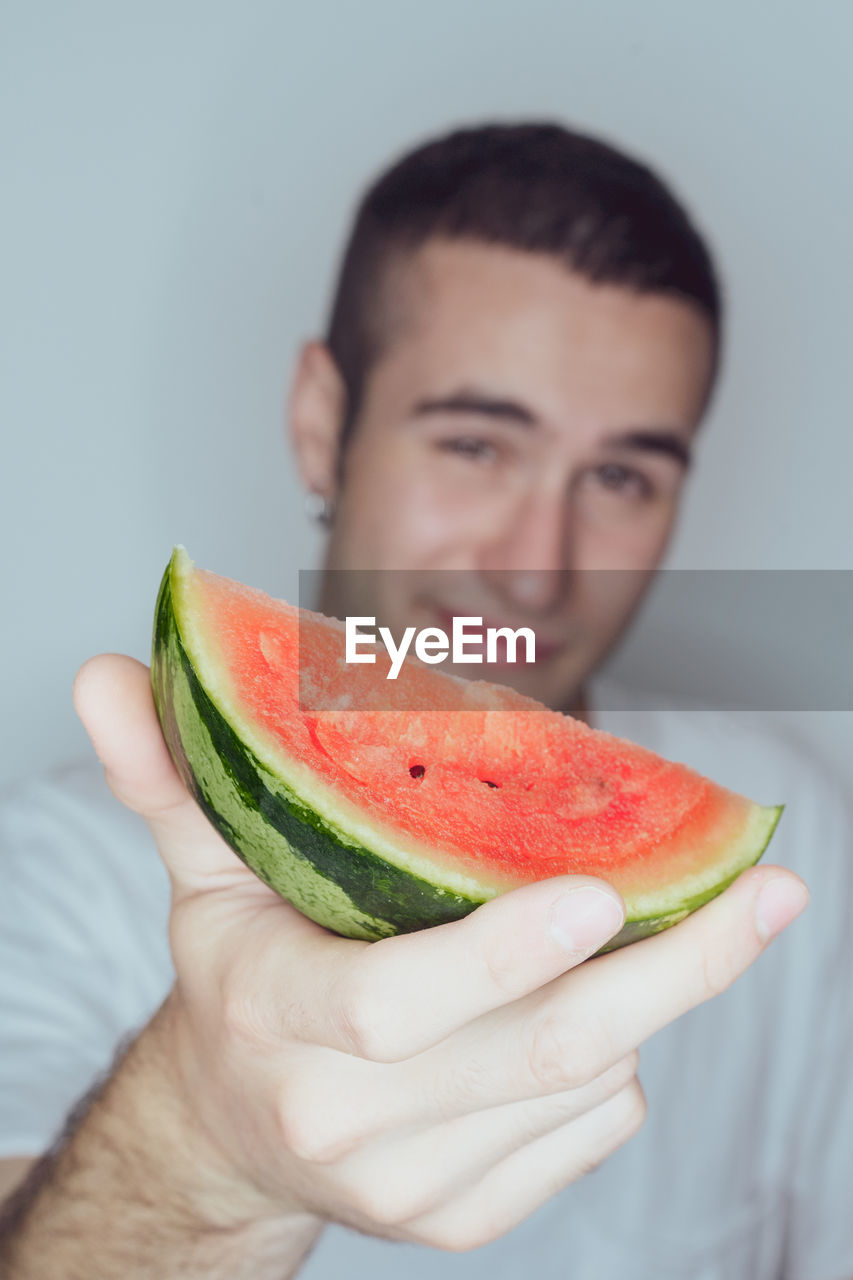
428, 605, 567, 665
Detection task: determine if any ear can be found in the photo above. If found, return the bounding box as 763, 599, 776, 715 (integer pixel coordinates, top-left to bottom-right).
288, 341, 347, 499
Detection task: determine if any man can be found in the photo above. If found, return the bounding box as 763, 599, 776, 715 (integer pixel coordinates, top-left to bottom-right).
0, 123, 849, 1279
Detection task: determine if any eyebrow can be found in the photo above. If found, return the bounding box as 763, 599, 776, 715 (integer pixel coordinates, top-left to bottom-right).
412, 389, 537, 426
410, 388, 692, 467
604, 429, 692, 469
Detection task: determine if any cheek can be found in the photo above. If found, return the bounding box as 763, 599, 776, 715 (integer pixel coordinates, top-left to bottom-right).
573, 499, 680, 571
335, 433, 480, 569
567, 501, 681, 656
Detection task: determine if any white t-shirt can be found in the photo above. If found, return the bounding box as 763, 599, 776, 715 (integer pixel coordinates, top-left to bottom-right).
1, 694, 852, 1280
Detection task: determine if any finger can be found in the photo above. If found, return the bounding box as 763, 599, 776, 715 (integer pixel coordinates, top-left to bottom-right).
271, 875, 625, 1060
402, 1080, 647, 1252
317, 1052, 640, 1228
73, 654, 260, 891
412, 863, 809, 1115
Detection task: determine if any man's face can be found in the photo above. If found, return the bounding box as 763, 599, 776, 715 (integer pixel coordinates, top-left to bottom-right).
299, 239, 714, 711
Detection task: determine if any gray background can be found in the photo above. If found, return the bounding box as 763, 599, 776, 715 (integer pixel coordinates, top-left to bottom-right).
2, 1, 851, 787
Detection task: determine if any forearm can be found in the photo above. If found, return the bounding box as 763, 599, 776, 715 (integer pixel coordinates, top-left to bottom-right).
0, 1002, 323, 1280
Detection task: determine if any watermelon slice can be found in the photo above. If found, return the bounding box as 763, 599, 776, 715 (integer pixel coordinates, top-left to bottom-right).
150, 547, 782, 949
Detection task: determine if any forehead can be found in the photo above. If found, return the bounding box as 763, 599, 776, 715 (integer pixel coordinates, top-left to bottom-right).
368, 239, 715, 430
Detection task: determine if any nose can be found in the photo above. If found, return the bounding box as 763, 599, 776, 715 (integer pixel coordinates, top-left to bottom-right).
478, 487, 571, 614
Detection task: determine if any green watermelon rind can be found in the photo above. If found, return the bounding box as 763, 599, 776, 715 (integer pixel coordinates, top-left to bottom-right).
152, 562, 483, 940
151, 550, 782, 950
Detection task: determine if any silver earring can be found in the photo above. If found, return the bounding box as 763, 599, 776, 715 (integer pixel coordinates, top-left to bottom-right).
305, 491, 335, 527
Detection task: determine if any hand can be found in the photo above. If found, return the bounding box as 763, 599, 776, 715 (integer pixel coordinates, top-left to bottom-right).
74, 653, 809, 1253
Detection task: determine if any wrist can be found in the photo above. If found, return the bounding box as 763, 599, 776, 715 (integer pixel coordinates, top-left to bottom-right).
0, 995, 323, 1280
115, 993, 317, 1239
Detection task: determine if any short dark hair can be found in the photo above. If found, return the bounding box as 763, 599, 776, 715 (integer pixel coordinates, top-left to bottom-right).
326, 122, 722, 444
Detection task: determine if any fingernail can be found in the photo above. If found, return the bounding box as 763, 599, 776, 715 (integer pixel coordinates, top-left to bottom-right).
755, 876, 810, 943
548, 887, 625, 954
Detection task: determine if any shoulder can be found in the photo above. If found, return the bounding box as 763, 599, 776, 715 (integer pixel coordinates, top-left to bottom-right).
0, 761, 174, 1156
0, 757, 171, 963
594, 682, 853, 984
1, 755, 143, 831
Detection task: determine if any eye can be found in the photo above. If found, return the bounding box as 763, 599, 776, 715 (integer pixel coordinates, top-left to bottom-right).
437, 436, 499, 463
585, 462, 654, 500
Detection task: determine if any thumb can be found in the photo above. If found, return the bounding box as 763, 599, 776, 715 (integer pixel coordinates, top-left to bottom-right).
73, 653, 249, 889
